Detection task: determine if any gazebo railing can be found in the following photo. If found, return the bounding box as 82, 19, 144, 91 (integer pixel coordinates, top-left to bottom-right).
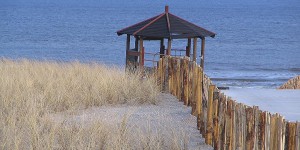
144, 48, 195, 68
170, 48, 185, 57
144, 52, 163, 68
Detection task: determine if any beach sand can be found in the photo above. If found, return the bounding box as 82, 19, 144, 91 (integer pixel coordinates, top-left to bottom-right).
222, 88, 300, 121
48, 93, 213, 150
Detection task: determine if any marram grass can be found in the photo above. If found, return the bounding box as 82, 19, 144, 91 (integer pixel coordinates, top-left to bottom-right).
0, 59, 189, 149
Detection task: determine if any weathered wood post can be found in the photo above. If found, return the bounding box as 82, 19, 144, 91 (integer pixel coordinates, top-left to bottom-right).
213, 91, 219, 150
253, 106, 261, 150
281, 119, 287, 150
286, 122, 296, 150
296, 122, 300, 150
186, 38, 191, 57
193, 37, 198, 62
246, 107, 255, 150
167, 38, 171, 55
125, 34, 130, 67
225, 100, 233, 150
158, 58, 163, 91
230, 101, 236, 150
218, 94, 226, 150
266, 112, 271, 150
139, 38, 144, 68
260, 111, 266, 150
162, 56, 168, 91
188, 61, 193, 106
191, 62, 198, 116
176, 58, 181, 99
270, 114, 279, 150
197, 66, 203, 130
200, 37, 206, 69
183, 57, 189, 105
277, 114, 284, 150
172, 57, 177, 96
221, 95, 228, 149
180, 59, 185, 101
168, 56, 173, 93
206, 84, 215, 145
236, 103, 243, 150
191, 62, 196, 115
160, 39, 165, 58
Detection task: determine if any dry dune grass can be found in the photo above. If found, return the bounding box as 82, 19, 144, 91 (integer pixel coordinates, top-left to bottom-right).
0, 59, 189, 149
279, 75, 300, 89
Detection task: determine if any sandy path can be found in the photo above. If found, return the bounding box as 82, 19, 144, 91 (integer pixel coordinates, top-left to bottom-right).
50, 93, 213, 150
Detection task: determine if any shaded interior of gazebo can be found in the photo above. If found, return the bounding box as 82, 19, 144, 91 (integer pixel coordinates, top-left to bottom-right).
117, 6, 215, 69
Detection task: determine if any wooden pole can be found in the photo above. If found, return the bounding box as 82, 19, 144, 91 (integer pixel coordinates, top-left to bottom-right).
242, 105, 246, 149
188, 63, 193, 106
168, 56, 173, 93
171, 57, 176, 95
220, 96, 227, 149
158, 58, 163, 91
277, 114, 284, 150
186, 38, 191, 57
183, 57, 189, 105
197, 66, 203, 130
260, 112, 266, 150
206, 85, 215, 145
193, 37, 197, 62
236, 103, 243, 150
191, 62, 198, 116
162, 57, 167, 91
139, 38, 144, 68
125, 34, 130, 67
225, 100, 233, 150
231, 101, 236, 150
282, 119, 286, 150
167, 38, 171, 55
253, 107, 260, 150
246, 107, 255, 150
142, 47, 145, 66
134, 37, 139, 63
180, 59, 184, 101
286, 122, 296, 150
213, 93, 219, 149
266, 112, 271, 150
296, 122, 300, 150
160, 39, 165, 58
200, 37, 206, 69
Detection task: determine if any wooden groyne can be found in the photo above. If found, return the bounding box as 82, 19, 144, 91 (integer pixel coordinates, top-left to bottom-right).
156, 56, 300, 150
279, 75, 300, 89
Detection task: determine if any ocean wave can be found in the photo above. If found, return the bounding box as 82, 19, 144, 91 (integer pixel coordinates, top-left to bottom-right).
211, 77, 287, 82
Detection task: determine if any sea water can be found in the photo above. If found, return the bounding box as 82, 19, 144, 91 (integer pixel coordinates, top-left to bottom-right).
0, 0, 299, 88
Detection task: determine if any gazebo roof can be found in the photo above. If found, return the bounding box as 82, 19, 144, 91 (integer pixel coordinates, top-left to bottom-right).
117, 6, 216, 39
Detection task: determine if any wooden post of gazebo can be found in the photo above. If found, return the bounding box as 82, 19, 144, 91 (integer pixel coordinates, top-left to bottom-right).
139, 37, 144, 67
186, 38, 191, 57
193, 37, 197, 62
125, 34, 130, 66
200, 37, 206, 69
160, 39, 165, 58
167, 38, 171, 55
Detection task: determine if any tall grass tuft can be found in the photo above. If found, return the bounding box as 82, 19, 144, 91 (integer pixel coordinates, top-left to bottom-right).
0, 59, 189, 149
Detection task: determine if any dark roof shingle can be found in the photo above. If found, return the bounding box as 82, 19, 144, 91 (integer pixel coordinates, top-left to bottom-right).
117, 8, 215, 39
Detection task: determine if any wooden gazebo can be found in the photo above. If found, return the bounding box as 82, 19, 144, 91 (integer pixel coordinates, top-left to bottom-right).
117, 6, 215, 69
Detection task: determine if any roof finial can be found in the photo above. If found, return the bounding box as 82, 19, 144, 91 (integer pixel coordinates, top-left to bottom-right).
165, 5, 169, 13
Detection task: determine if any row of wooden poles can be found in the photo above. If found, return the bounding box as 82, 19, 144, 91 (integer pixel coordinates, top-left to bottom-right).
155, 56, 300, 150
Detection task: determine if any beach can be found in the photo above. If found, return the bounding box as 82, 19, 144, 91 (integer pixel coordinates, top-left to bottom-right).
48, 93, 213, 150
222, 88, 300, 121
1, 0, 300, 149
